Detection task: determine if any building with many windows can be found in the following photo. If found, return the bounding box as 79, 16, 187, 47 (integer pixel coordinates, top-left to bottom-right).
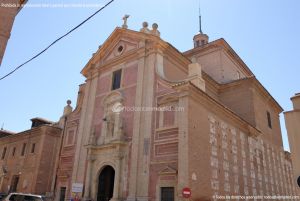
0, 118, 61, 194
53, 20, 299, 201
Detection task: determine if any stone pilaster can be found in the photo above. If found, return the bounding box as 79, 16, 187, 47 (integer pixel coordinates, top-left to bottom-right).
127, 41, 156, 201
112, 152, 123, 201
177, 87, 189, 193
136, 51, 156, 201
83, 153, 95, 200
127, 44, 146, 200
71, 72, 99, 190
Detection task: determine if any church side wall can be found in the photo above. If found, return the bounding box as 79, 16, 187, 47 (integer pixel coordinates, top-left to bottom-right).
219, 80, 256, 127
252, 89, 283, 148
187, 90, 297, 200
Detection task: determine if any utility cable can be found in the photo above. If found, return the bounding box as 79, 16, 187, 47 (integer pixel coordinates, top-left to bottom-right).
0, 0, 115, 81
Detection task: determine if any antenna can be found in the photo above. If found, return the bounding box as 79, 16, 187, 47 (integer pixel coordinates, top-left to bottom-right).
199, 1, 203, 34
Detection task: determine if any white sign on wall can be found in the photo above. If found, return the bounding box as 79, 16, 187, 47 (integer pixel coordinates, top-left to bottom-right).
72, 183, 83, 193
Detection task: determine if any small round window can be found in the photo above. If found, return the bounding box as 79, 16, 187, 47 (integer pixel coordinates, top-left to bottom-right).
117, 45, 124, 53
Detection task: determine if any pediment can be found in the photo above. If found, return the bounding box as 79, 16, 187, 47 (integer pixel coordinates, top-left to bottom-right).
81, 27, 190, 78
102, 38, 138, 63
159, 165, 177, 175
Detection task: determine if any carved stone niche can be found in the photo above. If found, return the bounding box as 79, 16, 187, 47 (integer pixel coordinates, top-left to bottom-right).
97, 91, 125, 145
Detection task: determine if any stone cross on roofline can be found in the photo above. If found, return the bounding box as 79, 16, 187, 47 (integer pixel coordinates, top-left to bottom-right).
122, 14, 130, 29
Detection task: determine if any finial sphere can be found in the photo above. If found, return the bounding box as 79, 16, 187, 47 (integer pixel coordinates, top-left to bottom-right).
152, 23, 158, 30
67, 100, 71, 105
142, 22, 148, 28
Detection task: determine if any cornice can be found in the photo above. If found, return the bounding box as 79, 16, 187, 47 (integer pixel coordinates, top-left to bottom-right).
219, 76, 283, 113
157, 92, 180, 105
96, 50, 139, 74
161, 43, 191, 68
173, 82, 261, 137
0, 125, 61, 143
251, 77, 283, 113
85, 141, 128, 150
284, 109, 300, 114
81, 27, 191, 78
202, 72, 220, 91
183, 40, 220, 56
183, 38, 254, 77
218, 77, 251, 91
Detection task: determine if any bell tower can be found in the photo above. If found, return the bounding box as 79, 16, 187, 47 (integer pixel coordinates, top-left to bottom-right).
193, 5, 209, 48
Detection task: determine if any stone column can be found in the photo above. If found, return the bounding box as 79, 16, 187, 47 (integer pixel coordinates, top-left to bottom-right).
71, 71, 99, 191
127, 44, 146, 201
84, 152, 95, 200
127, 41, 157, 201
112, 154, 122, 201
136, 51, 156, 201
176, 87, 189, 193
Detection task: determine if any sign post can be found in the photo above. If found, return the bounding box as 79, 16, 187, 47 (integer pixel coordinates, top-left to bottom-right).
71, 183, 83, 201
182, 187, 192, 199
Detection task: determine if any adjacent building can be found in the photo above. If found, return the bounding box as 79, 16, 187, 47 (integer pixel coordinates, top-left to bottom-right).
0, 130, 15, 139
0, 118, 61, 194
53, 20, 299, 201
0, 0, 26, 66
284, 93, 300, 187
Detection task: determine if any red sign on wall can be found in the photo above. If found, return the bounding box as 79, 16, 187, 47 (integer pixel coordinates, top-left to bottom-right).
182, 187, 191, 198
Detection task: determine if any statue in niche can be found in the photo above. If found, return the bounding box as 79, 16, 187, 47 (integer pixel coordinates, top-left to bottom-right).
104, 106, 125, 141
101, 92, 125, 143
106, 113, 115, 138
88, 127, 97, 145
114, 110, 124, 139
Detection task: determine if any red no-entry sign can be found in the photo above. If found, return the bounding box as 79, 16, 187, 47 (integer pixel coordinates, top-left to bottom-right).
182, 187, 191, 198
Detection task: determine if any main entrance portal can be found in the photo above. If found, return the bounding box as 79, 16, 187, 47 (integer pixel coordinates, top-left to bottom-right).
97, 166, 115, 201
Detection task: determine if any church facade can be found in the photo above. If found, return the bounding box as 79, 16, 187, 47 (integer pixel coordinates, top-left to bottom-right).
53, 21, 298, 201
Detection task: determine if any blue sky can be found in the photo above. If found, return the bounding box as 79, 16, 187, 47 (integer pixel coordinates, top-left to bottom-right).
0, 0, 299, 151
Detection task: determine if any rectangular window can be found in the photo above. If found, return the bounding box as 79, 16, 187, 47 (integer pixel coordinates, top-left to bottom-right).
267, 111, 272, 129
111, 69, 122, 90
161, 187, 174, 201
21, 143, 26, 156
1, 147, 7, 160
12, 147, 16, 157
31, 143, 36, 153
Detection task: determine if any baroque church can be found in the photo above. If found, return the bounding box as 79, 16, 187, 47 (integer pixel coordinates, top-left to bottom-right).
30, 16, 298, 201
